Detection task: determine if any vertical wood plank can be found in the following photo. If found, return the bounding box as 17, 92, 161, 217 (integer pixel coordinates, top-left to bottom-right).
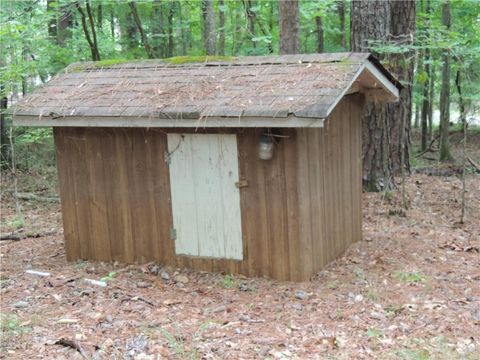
53, 128, 80, 260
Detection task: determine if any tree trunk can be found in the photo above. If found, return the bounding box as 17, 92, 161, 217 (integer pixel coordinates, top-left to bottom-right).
455, 70, 466, 125
178, 2, 188, 56
388, 0, 415, 175
337, 0, 346, 49
420, 0, 431, 151
244, 0, 273, 53
128, 2, 155, 59
315, 16, 324, 53
350, 0, 414, 190
279, 0, 300, 54
244, 0, 257, 49
350, 0, 391, 190
58, 4, 74, 45
122, 4, 139, 52
439, 0, 453, 162
218, 0, 225, 56
428, 64, 435, 140
110, 8, 115, 40
167, 3, 175, 57
0, 85, 8, 168
85, 1, 100, 59
202, 0, 216, 55
75, 2, 101, 61
152, 0, 165, 58
97, 4, 103, 29
413, 102, 420, 128
47, 0, 57, 39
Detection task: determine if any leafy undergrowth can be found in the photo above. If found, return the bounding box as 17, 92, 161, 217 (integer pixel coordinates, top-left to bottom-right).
0, 174, 479, 359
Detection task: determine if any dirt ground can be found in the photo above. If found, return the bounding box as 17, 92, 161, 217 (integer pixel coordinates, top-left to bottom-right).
1, 130, 479, 359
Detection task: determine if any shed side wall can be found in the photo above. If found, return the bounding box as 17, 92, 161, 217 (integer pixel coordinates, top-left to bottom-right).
296, 94, 364, 273
54, 127, 310, 280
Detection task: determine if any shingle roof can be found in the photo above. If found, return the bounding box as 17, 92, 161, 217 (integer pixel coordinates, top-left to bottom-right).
13, 53, 400, 128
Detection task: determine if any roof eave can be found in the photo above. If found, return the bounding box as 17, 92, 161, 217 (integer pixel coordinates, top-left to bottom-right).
13, 114, 326, 128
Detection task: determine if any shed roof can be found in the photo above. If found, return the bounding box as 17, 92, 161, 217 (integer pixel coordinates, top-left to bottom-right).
13, 53, 401, 128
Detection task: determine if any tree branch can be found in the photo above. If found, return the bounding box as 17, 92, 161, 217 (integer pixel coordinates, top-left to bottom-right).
128, 2, 155, 59
75, 2, 99, 61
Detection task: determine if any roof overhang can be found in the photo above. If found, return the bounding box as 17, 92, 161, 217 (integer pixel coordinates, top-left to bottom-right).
12, 53, 401, 128
13, 114, 326, 128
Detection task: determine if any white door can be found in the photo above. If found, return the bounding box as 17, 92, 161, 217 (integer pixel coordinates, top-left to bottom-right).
167, 133, 243, 260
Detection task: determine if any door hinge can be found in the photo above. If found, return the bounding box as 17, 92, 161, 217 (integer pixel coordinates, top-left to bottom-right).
170, 227, 177, 240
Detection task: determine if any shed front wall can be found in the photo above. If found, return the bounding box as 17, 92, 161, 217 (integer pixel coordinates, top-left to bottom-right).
54, 95, 363, 281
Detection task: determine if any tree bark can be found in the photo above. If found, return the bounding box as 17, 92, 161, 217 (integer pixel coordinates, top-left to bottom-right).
413, 102, 420, 128
388, 0, 415, 175
122, 4, 139, 52
167, 2, 175, 57
128, 2, 155, 59
152, 0, 165, 58
279, 0, 300, 54
428, 64, 435, 140
0, 85, 8, 168
315, 16, 324, 53
110, 8, 115, 39
420, 0, 430, 150
337, 0, 346, 49
58, 3, 74, 45
202, 0, 216, 55
97, 4, 103, 29
439, 0, 453, 161
351, 0, 391, 190
85, 1, 100, 59
243, 0, 257, 49
243, 0, 273, 53
75, 2, 100, 61
350, 0, 414, 190
218, 0, 226, 56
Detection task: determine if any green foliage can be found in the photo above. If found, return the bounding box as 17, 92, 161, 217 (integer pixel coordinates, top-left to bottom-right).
100, 271, 117, 282
393, 271, 427, 284
0, 314, 32, 337
8, 216, 24, 230
220, 274, 236, 289
165, 55, 234, 65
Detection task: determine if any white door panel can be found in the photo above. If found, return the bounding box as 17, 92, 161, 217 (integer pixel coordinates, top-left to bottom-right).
167, 134, 243, 260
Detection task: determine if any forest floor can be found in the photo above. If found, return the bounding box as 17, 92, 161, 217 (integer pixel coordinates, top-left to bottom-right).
0, 129, 479, 359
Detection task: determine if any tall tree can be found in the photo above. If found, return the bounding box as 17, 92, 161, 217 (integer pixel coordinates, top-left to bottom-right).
128, 2, 155, 59
439, 0, 453, 161
315, 16, 324, 53
243, 0, 257, 49
218, 0, 226, 55
151, 0, 165, 58
351, 0, 415, 189
279, 0, 300, 54
350, 0, 392, 190
337, 0, 346, 49
122, 4, 139, 52
388, 0, 415, 174
57, 3, 74, 45
420, 0, 431, 151
202, 0, 216, 55
75, 1, 101, 61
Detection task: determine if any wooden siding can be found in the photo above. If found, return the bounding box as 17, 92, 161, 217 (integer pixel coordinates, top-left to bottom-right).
54, 95, 363, 281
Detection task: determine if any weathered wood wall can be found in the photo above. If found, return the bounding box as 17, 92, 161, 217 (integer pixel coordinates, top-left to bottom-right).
54, 95, 363, 281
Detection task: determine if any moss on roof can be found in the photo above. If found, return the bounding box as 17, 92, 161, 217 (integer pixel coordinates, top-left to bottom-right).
66, 56, 235, 72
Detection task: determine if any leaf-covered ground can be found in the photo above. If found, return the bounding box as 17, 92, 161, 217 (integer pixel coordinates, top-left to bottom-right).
1, 172, 478, 360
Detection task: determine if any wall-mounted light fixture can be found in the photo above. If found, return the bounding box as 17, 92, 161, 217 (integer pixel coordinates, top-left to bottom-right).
259, 134, 274, 160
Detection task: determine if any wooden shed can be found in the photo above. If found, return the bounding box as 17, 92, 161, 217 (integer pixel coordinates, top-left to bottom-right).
13, 53, 400, 281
